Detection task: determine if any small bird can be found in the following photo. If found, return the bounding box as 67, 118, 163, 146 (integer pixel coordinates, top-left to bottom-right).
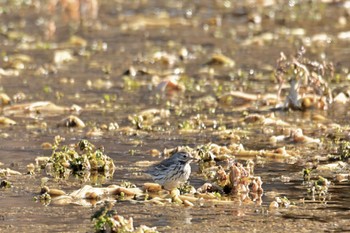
146, 151, 194, 190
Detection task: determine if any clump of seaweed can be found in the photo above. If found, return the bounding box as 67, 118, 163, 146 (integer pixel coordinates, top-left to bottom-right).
336, 140, 350, 161
199, 160, 263, 195
269, 196, 293, 209
306, 176, 331, 202
128, 108, 170, 130
36, 135, 115, 180
302, 166, 331, 202
91, 202, 158, 233
0, 180, 11, 188
33, 192, 52, 206
178, 182, 196, 195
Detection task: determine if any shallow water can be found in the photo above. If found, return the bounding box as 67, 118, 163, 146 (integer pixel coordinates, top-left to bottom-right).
1, 0, 350, 232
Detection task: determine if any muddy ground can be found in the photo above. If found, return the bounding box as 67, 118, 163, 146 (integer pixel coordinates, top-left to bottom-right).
1, 0, 350, 232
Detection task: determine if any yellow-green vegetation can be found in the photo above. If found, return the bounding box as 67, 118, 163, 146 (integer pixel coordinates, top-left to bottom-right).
92, 202, 118, 232
269, 196, 293, 209
306, 176, 330, 201
337, 140, 350, 161
0, 180, 11, 188
119, 181, 136, 189
177, 182, 194, 195
39, 136, 115, 180
91, 202, 159, 233
303, 168, 312, 181
33, 192, 51, 206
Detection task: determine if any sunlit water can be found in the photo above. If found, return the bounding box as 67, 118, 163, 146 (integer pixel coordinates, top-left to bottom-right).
1, 0, 350, 232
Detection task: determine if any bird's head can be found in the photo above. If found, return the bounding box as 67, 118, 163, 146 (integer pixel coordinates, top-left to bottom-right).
172, 151, 194, 163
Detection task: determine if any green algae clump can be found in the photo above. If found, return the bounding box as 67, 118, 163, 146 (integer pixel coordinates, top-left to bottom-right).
43, 136, 115, 179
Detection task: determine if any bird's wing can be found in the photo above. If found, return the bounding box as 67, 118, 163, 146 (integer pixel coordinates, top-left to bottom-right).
146, 157, 173, 176
156, 157, 175, 168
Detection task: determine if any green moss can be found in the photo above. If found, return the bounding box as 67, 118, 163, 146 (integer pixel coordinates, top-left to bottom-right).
42, 136, 115, 180
91, 203, 117, 232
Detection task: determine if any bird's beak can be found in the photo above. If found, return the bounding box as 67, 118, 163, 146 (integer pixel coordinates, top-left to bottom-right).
189, 154, 199, 162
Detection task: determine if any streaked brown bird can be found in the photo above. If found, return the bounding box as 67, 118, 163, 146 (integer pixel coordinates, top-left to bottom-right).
146, 151, 194, 190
